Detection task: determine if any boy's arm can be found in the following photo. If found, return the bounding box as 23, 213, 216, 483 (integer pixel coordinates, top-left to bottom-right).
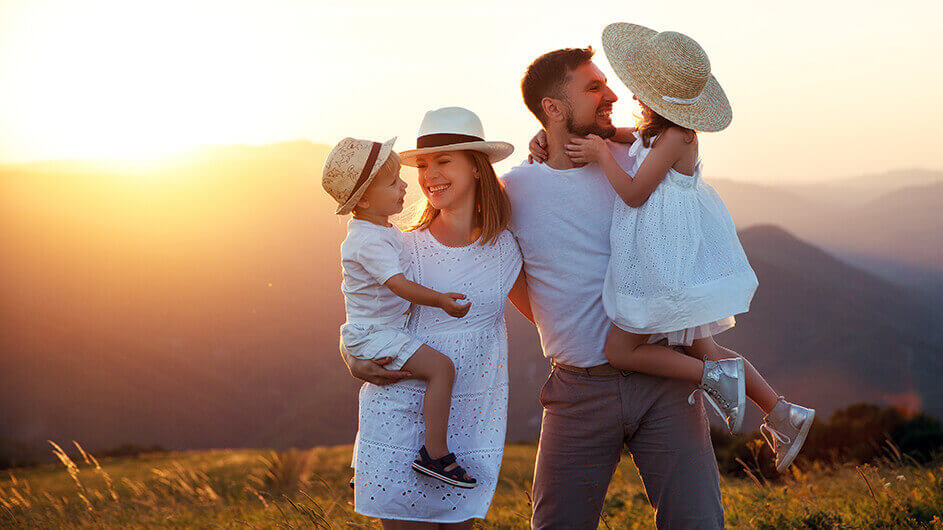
385, 273, 470, 318
507, 270, 535, 324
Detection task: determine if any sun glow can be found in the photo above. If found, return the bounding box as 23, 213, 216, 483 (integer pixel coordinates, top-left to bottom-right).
0, 1, 327, 162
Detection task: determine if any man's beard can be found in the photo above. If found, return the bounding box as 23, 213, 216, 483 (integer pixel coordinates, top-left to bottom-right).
565, 107, 616, 139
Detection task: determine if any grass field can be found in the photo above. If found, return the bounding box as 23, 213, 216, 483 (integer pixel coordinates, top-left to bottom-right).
1, 443, 941, 528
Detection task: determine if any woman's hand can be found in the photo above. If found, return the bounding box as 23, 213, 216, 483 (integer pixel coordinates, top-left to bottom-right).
341, 343, 412, 385
528, 129, 548, 163
439, 293, 471, 318
565, 134, 611, 164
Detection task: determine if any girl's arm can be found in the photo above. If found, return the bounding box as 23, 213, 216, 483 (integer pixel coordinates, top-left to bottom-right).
385, 273, 470, 318
528, 127, 636, 163
567, 129, 686, 208
507, 270, 535, 324
609, 127, 637, 144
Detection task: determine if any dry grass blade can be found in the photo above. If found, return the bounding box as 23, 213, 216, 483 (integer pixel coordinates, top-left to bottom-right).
856, 465, 877, 502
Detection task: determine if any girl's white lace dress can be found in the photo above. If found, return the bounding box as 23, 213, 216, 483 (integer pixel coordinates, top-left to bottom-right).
603, 132, 759, 345
352, 228, 522, 523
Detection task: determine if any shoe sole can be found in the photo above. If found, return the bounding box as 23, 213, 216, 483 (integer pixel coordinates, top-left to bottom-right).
412, 462, 477, 489
776, 409, 815, 473
730, 358, 746, 434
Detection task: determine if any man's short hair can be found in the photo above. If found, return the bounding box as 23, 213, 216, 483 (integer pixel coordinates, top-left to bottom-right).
521, 47, 595, 125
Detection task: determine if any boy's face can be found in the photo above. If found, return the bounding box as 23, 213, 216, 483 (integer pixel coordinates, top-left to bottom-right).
356, 166, 407, 216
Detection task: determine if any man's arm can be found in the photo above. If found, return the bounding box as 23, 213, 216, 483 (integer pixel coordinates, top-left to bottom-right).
507, 270, 535, 324
339, 338, 412, 386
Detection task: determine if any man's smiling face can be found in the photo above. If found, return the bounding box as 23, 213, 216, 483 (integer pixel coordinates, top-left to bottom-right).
561, 61, 618, 138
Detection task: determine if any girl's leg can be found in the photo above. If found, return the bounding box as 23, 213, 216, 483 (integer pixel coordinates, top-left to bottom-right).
604, 324, 704, 383
381, 519, 439, 529
401, 345, 455, 459
685, 337, 780, 414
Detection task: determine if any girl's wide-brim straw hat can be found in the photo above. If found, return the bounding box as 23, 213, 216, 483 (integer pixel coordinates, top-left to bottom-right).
601, 22, 732, 132
322, 136, 397, 215
399, 107, 513, 166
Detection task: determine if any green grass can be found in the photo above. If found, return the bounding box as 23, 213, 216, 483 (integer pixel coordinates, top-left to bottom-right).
2, 443, 941, 528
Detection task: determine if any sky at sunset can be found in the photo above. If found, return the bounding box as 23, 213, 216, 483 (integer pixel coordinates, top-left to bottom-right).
1, 0, 941, 182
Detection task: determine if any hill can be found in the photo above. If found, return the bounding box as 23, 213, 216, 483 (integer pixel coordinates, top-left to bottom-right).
1, 145, 940, 461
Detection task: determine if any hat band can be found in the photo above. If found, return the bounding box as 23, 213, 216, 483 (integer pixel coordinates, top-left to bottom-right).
345, 141, 382, 203
416, 133, 484, 149
662, 94, 701, 105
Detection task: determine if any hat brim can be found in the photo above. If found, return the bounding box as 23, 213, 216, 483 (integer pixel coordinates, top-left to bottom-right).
602, 22, 732, 132
398, 141, 514, 167
335, 137, 397, 215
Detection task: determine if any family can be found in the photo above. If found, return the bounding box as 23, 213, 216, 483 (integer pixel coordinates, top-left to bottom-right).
321, 23, 815, 529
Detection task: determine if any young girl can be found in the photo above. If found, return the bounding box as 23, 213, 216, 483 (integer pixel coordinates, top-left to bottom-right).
531, 24, 814, 472
322, 136, 477, 488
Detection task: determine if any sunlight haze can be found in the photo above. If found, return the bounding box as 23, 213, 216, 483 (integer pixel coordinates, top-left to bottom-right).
1, 0, 941, 182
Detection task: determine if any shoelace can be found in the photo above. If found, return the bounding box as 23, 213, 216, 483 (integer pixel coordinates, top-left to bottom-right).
760, 421, 791, 452
688, 388, 728, 420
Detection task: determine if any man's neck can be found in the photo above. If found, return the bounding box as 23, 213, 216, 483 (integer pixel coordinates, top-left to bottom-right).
544, 127, 587, 170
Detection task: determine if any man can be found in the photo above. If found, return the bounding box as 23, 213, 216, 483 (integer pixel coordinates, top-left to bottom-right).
500, 47, 725, 529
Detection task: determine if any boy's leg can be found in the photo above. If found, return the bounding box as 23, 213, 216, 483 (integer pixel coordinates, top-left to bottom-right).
605, 324, 704, 383
532, 368, 625, 530
401, 345, 455, 459
686, 337, 780, 414
623, 372, 724, 529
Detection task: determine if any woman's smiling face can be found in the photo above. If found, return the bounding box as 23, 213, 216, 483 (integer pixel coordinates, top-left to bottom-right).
415, 150, 477, 211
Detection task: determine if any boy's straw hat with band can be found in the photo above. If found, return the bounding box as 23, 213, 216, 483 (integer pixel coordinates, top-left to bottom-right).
322, 136, 397, 215
399, 107, 514, 167
601, 22, 732, 132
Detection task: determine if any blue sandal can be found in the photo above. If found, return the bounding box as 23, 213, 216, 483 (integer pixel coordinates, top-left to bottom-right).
412, 446, 477, 488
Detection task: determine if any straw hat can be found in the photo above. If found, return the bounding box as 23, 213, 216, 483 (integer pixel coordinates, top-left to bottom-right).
601, 23, 732, 132
399, 107, 513, 166
322, 136, 397, 215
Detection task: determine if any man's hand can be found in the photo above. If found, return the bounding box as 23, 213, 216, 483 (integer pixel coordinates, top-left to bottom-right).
341, 343, 412, 385
439, 292, 471, 318
528, 129, 548, 163
565, 134, 610, 164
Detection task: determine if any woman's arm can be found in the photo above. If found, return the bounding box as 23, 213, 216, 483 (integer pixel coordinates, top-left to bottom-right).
507, 270, 535, 324
385, 273, 470, 318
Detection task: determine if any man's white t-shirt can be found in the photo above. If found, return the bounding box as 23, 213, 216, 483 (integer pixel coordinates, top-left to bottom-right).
501, 142, 634, 367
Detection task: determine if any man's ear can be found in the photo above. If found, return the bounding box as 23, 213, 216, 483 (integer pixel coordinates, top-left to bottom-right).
541, 96, 566, 124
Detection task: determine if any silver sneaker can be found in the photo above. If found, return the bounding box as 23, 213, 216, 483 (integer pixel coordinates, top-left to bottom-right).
761, 399, 815, 473
688, 357, 746, 434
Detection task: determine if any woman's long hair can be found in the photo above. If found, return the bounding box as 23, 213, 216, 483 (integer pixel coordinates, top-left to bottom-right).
637, 107, 696, 148
405, 151, 511, 245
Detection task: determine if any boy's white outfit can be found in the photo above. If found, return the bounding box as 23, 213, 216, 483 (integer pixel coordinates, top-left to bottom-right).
340, 218, 423, 370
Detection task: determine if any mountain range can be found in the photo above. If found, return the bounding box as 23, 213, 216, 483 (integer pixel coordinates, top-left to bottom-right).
1, 142, 939, 461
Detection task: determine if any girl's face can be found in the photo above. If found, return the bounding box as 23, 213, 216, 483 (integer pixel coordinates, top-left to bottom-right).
415, 151, 477, 211
358, 166, 407, 216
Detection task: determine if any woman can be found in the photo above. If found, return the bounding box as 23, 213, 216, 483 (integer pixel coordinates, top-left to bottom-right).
342, 107, 531, 528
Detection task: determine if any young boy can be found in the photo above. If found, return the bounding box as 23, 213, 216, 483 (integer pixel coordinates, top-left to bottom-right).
322, 137, 477, 488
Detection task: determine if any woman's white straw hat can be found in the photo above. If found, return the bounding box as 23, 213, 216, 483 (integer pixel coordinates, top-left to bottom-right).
322, 136, 397, 215
601, 22, 732, 132
399, 107, 514, 166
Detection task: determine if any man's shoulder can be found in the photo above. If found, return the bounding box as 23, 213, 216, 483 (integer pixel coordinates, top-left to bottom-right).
500, 158, 546, 184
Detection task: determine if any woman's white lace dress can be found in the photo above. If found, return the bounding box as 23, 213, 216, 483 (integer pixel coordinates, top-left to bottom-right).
603, 132, 759, 345
352, 228, 522, 523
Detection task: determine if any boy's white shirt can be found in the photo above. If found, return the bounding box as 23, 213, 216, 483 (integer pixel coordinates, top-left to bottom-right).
501, 141, 635, 368
340, 218, 412, 326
